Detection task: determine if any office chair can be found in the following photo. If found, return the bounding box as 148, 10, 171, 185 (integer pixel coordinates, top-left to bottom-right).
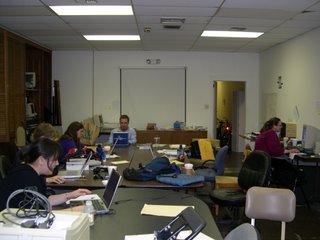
210, 151, 271, 223
270, 157, 310, 208
224, 223, 261, 240
195, 145, 229, 182
0, 155, 13, 181
245, 186, 296, 240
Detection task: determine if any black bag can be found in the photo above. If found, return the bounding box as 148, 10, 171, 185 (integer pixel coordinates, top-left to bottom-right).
123, 156, 177, 181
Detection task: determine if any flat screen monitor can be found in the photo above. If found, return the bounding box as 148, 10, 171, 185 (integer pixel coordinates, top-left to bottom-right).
301, 124, 320, 150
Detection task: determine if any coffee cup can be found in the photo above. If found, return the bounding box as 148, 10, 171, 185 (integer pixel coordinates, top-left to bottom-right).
184, 163, 193, 175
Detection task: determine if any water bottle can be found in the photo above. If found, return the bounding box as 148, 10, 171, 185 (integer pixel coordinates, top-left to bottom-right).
84, 200, 95, 226
177, 144, 185, 162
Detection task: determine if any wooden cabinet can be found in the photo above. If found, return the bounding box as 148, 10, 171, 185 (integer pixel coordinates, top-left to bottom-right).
136, 130, 207, 144
0, 28, 52, 142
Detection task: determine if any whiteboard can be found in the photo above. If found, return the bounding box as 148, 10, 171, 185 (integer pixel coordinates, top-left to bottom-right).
121, 68, 186, 129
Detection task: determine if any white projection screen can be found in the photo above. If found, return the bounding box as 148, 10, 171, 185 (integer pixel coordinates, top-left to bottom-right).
120, 68, 186, 129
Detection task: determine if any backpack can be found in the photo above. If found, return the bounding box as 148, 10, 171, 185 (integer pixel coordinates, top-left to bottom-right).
123, 156, 179, 181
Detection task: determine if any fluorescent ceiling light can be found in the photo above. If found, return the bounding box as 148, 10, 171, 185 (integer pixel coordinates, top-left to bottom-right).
84, 35, 140, 41
201, 31, 263, 38
50, 5, 133, 15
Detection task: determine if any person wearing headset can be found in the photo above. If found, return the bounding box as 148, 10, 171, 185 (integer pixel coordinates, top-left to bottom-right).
0, 138, 91, 211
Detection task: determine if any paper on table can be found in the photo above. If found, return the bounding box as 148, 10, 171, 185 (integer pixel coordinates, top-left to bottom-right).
124, 231, 214, 240
141, 204, 194, 217
67, 194, 100, 204
111, 160, 130, 164
106, 154, 120, 159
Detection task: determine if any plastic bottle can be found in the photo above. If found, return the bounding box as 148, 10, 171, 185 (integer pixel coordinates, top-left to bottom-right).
84, 200, 95, 226
177, 144, 185, 162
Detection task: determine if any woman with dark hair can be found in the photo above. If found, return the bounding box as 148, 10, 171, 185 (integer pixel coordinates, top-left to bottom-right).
58, 121, 84, 165
255, 117, 299, 157
0, 138, 91, 211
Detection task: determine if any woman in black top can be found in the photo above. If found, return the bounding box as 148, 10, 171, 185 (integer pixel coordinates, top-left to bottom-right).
0, 138, 91, 211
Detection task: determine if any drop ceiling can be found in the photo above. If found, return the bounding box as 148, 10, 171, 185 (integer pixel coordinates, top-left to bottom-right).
0, 0, 320, 52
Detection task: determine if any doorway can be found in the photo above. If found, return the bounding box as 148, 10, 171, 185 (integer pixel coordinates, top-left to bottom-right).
214, 81, 246, 152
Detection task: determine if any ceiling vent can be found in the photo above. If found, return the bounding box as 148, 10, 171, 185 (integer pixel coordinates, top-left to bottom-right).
230, 27, 247, 31
160, 17, 185, 30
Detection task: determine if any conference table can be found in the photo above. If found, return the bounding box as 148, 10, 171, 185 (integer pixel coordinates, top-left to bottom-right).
90, 188, 223, 240
48, 145, 204, 190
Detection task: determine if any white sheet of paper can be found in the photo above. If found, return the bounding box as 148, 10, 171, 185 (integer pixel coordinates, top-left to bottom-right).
111, 160, 130, 164
124, 231, 214, 240
106, 154, 120, 159
140, 204, 194, 217
66, 194, 100, 204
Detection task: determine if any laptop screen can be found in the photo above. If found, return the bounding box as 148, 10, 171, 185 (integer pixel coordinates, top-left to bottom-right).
103, 170, 122, 209
79, 152, 93, 173
113, 132, 129, 147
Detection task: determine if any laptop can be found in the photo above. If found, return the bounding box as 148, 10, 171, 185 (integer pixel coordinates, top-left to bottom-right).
58, 152, 92, 179
113, 132, 129, 147
70, 170, 122, 215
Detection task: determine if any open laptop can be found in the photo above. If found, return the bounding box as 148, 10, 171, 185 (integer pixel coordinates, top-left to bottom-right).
70, 170, 122, 215
113, 132, 129, 147
58, 152, 92, 179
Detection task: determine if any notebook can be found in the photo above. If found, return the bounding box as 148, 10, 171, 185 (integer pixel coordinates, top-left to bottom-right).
70, 170, 122, 215
58, 152, 92, 179
113, 132, 129, 147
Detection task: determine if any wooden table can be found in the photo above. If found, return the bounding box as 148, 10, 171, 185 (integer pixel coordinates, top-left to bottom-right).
48, 146, 204, 190
136, 129, 207, 144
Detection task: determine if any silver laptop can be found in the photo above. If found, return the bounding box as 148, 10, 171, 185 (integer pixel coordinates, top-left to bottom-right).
70, 170, 122, 214
58, 152, 92, 179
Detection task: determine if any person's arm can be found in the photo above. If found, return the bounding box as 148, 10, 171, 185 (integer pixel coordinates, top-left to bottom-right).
266, 133, 285, 156
46, 176, 65, 184
129, 128, 137, 144
108, 129, 115, 144
48, 188, 91, 206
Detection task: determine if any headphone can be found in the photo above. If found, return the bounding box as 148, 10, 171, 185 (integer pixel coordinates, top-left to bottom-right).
3, 188, 55, 229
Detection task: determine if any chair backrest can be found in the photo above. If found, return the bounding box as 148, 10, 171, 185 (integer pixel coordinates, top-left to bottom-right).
224, 223, 260, 240
238, 150, 271, 190
0, 155, 13, 180
245, 186, 296, 240
213, 145, 229, 175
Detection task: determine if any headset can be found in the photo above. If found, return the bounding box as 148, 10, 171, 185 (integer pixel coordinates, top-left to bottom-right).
2, 188, 55, 229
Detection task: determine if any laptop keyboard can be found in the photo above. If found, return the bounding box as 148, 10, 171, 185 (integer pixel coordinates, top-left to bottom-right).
92, 199, 106, 211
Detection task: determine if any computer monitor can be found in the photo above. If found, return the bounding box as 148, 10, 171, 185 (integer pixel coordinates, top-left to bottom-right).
301, 124, 320, 150
25, 72, 36, 89
26, 102, 37, 118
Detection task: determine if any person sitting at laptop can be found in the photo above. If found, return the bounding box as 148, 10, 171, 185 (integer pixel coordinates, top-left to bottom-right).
58, 121, 85, 166
0, 138, 91, 211
108, 115, 137, 145
254, 117, 299, 157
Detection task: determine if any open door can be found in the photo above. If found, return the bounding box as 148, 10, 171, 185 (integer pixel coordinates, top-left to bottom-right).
215, 81, 245, 152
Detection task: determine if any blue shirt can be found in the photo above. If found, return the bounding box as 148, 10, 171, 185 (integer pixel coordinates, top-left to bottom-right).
108, 127, 137, 145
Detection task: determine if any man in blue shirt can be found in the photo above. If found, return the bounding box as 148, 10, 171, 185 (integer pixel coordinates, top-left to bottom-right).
108, 115, 137, 145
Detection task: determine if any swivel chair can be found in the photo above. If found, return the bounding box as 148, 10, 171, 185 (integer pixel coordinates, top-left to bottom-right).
245, 186, 296, 240
210, 150, 271, 223
195, 145, 229, 182
224, 223, 260, 240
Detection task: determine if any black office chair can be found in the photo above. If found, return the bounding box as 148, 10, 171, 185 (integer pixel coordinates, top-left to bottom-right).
270, 157, 310, 208
210, 150, 271, 223
0, 155, 13, 181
